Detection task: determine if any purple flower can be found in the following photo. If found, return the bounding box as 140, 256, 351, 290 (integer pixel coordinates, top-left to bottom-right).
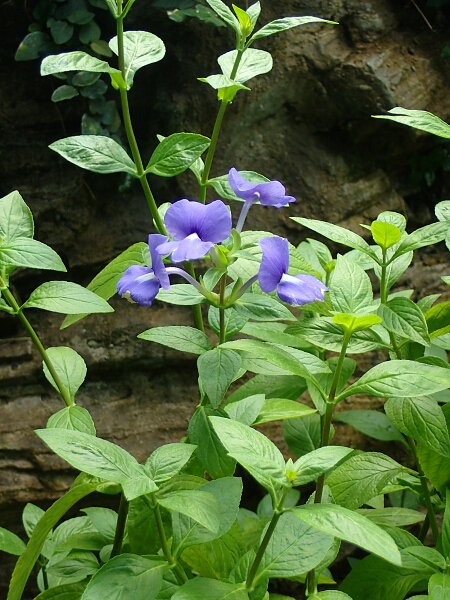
117, 234, 170, 306
228, 168, 295, 208
156, 199, 232, 263
258, 236, 328, 306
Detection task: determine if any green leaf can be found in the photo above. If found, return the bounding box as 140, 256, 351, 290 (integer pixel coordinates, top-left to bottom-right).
256, 511, 333, 579
248, 16, 336, 43
42, 347, 87, 401
51, 20, 74, 44
61, 242, 147, 328
326, 452, 405, 510
82, 554, 166, 600
291, 446, 353, 486
52, 85, 79, 102
0, 527, 26, 555
198, 74, 249, 94
109, 31, 165, 88
157, 284, 204, 305
23, 281, 113, 314
7, 482, 96, 600
205, 0, 240, 32
310, 593, 352, 600
385, 396, 450, 457
208, 306, 248, 341
172, 577, 248, 600
378, 297, 430, 345
145, 133, 210, 177
158, 490, 220, 532
15, 32, 52, 61
429, 573, 450, 599
227, 373, 306, 404
392, 222, 448, 258
329, 255, 374, 315
332, 410, 405, 445
50, 136, 137, 176
371, 220, 402, 249
0, 190, 33, 241
145, 443, 197, 483
373, 107, 450, 139
336, 360, 450, 401
417, 442, 450, 493
426, 302, 450, 338
283, 414, 321, 458
253, 398, 316, 425
188, 406, 236, 479
209, 416, 287, 499
241, 321, 312, 349
442, 489, 450, 560
0, 238, 66, 271
293, 504, 402, 565
233, 4, 253, 37
41, 51, 121, 76
35, 429, 156, 498
47, 406, 96, 436
357, 507, 425, 527
332, 313, 382, 333
34, 581, 87, 599
138, 326, 211, 355
198, 348, 242, 408
218, 49, 272, 83
234, 293, 294, 321
225, 394, 265, 426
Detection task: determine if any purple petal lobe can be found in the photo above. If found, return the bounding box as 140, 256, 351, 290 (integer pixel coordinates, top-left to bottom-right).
196, 200, 231, 243
165, 233, 213, 263
258, 236, 290, 293
228, 168, 296, 207
228, 168, 259, 201
148, 234, 170, 290
164, 199, 230, 243
277, 273, 328, 306
117, 265, 160, 306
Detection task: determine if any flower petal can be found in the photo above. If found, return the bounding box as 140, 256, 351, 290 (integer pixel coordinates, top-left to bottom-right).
164, 199, 231, 244
228, 168, 296, 207
228, 167, 258, 201
117, 265, 161, 306
277, 273, 328, 306
258, 236, 290, 293
162, 233, 213, 263
196, 200, 232, 243
164, 199, 200, 240
148, 234, 170, 290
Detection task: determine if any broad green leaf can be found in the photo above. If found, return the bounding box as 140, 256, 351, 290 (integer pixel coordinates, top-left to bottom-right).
35, 581, 87, 599
246, 2, 261, 28
198, 348, 242, 408
429, 573, 450, 599
172, 577, 248, 600
35, 429, 156, 497
292, 218, 375, 258
378, 297, 430, 345
0, 527, 26, 555
310, 593, 352, 600
332, 313, 382, 333
41, 51, 121, 76
138, 326, 211, 355
49, 136, 137, 176
7, 483, 96, 600
234, 293, 294, 321
22, 503, 45, 539
233, 4, 253, 37
146, 133, 210, 177
426, 302, 450, 338
340, 551, 434, 600
336, 360, 450, 401
371, 221, 402, 249
172, 477, 242, 557
209, 416, 287, 498
385, 396, 450, 457
332, 410, 405, 445
109, 31, 165, 88
52, 85, 79, 102
392, 221, 448, 258
158, 490, 220, 532
329, 255, 373, 315
326, 452, 405, 510
253, 398, 316, 425
218, 49, 272, 83
188, 406, 236, 479
293, 504, 402, 565
403, 547, 446, 573
206, 0, 240, 32
0, 238, 66, 271
373, 107, 450, 139
0, 191, 33, 241
44, 549, 99, 588
47, 406, 96, 436
42, 347, 87, 401
241, 321, 312, 349
226, 374, 307, 404
357, 507, 425, 527
81, 554, 166, 600
283, 414, 321, 457
374, 250, 413, 291
249, 16, 336, 43
292, 446, 353, 486
198, 74, 249, 94
157, 284, 204, 305
61, 242, 147, 328
145, 443, 197, 483
23, 281, 113, 314
416, 443, 450, 493
256, 512, 333, 579
442, 489, 450, 560
15, 32, 52, 61
225, 394, 265, 425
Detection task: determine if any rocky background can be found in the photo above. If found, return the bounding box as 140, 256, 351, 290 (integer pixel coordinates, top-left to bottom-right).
1, 0, 450, 594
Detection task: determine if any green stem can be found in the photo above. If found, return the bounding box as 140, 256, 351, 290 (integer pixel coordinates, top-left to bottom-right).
407, 437, 439, 543
418, 513, 430, 543
184, 262, 204, 332
246, 488, 289, 591
116, 11, 166, 234
218, 274, 227, 344
198, 49, 245, 204
111, 493, 129, 558
1, 285, 74, 408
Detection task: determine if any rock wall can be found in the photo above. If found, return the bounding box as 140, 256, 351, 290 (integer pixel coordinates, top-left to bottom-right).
1, 0, 450, 593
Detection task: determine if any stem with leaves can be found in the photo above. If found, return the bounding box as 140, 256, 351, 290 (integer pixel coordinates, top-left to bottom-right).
111, 493, 129, 558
